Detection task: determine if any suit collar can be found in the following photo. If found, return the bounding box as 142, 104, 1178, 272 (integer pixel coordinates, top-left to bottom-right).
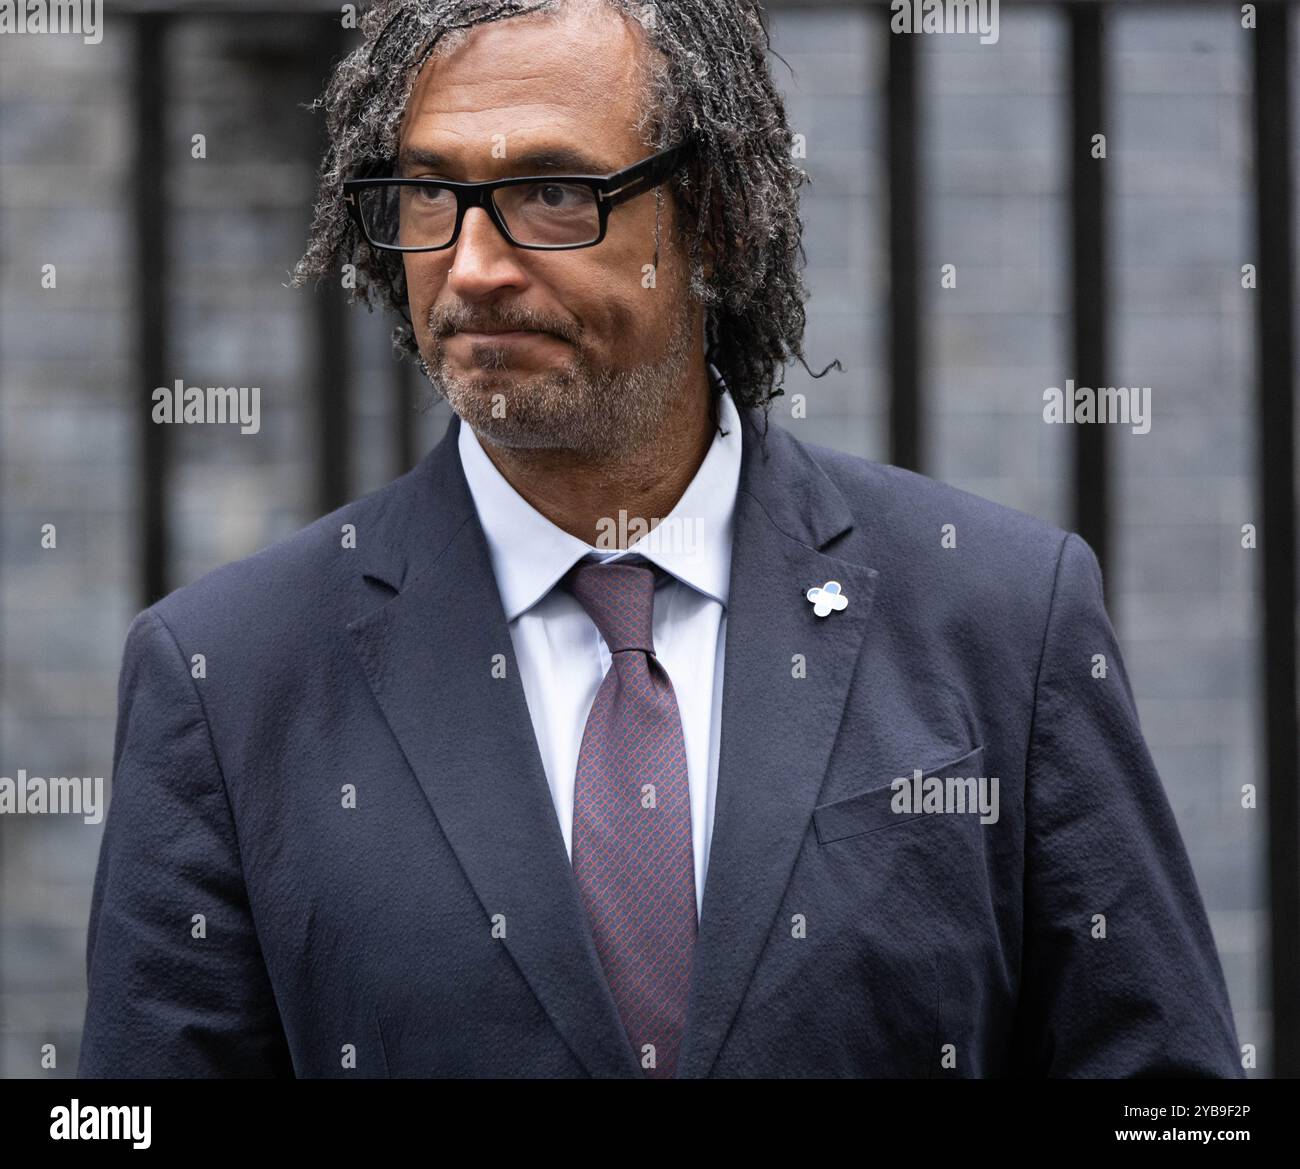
349, 398, 876, 1078
457, 387, 743, 620
357, 395, 857, 597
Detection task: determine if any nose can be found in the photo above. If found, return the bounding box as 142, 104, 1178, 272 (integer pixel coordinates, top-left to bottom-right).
446, 205, 529, 300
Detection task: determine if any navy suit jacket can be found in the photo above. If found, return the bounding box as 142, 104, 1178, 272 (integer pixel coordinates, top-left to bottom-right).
79, 404, 1243, 1078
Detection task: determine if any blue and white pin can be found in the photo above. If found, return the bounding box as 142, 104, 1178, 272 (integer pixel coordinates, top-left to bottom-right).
806, 580, 848, 617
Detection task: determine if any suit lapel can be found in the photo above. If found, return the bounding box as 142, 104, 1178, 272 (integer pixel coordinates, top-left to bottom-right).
675, 409, 879, 1078
347, 415, 641, 1078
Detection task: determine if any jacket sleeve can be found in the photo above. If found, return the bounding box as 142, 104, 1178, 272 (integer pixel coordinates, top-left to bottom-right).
78, 607, 293, 1077
1011, 533, 1244, 1077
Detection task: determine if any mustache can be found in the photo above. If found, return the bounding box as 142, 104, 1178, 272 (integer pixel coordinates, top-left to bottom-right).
428, 305, 582, 344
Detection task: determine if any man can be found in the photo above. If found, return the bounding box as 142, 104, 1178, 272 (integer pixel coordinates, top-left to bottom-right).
79, 0, 1242, 1078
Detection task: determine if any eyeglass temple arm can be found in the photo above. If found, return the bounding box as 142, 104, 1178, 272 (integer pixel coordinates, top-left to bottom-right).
599, 144, 689, 207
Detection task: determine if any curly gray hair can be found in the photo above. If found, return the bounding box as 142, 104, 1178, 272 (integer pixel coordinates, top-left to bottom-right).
291, 0, 838, 416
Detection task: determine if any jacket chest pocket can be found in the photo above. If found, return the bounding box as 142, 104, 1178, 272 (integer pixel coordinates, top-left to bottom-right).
812, 745, 986, 844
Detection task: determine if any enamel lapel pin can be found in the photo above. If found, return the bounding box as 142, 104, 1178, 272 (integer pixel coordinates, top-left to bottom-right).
806, 580, 848, 617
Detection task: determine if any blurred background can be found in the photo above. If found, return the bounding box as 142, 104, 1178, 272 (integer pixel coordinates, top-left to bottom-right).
0, 0, 1295, 1076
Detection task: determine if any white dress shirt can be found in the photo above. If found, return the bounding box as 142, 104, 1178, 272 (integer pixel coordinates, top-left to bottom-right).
457, 381, 742, 921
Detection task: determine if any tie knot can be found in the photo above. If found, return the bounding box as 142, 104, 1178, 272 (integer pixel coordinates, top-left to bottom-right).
565, 557, 661, 655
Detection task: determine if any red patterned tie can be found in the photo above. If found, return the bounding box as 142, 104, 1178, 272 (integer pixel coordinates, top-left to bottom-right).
565, 557, 697, 1079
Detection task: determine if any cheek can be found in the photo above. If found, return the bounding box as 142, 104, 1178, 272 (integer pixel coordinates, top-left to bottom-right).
402, 257, 445, 316
576, 278, 642, 352
610, 253, 685, 346
402, 259, 453, 352
583, 251, 671, 338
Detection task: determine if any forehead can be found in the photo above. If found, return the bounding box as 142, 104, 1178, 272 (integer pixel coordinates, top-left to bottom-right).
398, 3, 653, 167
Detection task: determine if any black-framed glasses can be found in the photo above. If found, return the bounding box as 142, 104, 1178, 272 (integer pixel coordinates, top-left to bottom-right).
342, 141, 691, 253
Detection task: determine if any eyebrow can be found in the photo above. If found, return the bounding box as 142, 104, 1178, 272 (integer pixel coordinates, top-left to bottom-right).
396, 145, 618, 178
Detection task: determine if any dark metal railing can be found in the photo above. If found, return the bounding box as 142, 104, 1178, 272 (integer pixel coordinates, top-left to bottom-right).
1252, 0, 1298, 1082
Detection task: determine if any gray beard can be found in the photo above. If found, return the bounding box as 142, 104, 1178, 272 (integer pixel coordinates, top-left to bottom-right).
417, 298, 697, 460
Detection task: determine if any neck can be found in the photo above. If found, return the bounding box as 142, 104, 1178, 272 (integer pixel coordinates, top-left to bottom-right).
473, 376, 717, 549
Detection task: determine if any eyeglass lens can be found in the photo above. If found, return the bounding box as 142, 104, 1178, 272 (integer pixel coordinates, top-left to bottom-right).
358, 181, 601, 248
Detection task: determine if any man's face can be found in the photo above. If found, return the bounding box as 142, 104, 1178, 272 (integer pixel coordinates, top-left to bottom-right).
397, 3, 702, 457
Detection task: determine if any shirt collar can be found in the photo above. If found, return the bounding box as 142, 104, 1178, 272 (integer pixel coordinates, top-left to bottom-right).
458, 377, 741, 622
